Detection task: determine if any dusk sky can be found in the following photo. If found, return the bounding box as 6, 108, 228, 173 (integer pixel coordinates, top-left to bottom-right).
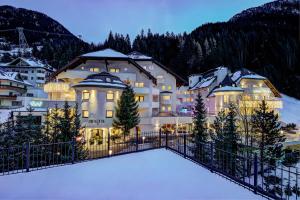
1, 0, 272, 43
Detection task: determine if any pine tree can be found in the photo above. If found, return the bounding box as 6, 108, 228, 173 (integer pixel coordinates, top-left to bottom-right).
113, 85, 140, 139
223, 103, 240, 176
252, 100, 285, 176
59, 101, 73, 142
192, 93, 208, 162
212, 110, 227, 169
50, 104, 60, 143
72, 103, 87, 160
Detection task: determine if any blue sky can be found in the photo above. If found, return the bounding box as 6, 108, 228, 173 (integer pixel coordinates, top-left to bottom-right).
1, 0, 272, 43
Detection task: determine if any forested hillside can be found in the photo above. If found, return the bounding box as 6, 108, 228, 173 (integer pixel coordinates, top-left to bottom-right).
0, 0, 299, 98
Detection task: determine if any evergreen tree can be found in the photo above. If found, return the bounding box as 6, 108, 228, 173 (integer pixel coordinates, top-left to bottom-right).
113, 85, 140, 139
212, 110, 227, 169
223, 103, 240, 176
72, 103, 87, 160
59, 101, 73, 142
192, 93, 208, 162
252, 100, 285, 175
49, 104, 60, 143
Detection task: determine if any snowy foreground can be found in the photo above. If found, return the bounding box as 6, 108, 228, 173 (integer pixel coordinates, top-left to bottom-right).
281, 94, 300, 126
0, 149, 264, 200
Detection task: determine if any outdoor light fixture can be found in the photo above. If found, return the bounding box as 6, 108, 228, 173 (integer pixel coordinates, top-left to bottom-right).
142, 136, 145, 144
109, 150, 113, 155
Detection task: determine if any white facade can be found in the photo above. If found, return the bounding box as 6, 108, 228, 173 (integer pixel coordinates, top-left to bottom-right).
0, 68, 31, 109
43, 49, 192, 133
0, 57, 56, 98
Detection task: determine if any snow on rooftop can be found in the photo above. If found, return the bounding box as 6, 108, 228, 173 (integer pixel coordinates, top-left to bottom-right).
280, 94, 300, 126
213, 86, 244, 93
81, 48, 128, 58
241, 74, 266, 80
0, 149, 264, 200
190, 77, 216, 90
128, 51, 152, 60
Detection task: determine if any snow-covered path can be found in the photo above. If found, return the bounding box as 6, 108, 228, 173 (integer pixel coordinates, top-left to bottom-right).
0, 149, 264, 200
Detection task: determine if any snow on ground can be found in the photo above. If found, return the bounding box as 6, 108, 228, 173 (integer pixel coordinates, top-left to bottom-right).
0, 149, 264, 200
281, 94, 300, 126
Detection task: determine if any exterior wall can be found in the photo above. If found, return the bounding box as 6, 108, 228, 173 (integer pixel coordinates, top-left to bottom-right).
134, 60, 177, 114
0, 79, 27, 109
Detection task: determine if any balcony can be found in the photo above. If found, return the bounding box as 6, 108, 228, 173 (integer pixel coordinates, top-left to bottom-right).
0, 94, 17, 100
239, 99, 282, 109
0, 84, 27, 93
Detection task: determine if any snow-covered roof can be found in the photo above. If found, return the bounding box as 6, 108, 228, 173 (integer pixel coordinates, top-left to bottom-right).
231, 69, 266, 83
127, 51, 152, 60
190, 76, 216, 90
72, 72, 126, 89
241, 74, 266, 80
3, 57, 55, 71
81, 48, 128, 58
0, 68, 32, 86
213, 86, 244, 93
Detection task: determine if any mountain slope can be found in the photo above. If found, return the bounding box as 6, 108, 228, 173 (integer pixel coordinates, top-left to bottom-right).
0, 5, 90, 68
132, 0, 300, 98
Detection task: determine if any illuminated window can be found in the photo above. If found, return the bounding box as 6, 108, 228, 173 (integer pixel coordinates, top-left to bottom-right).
167, 106, 171, 111
106, 110, 113, 118
168, 85, 172, 90
81, 66, 85, 70
90, 68, 99, 72
135, 96, 144, 102
224, 95, 229, 103
161, 106, 166, 111
162, 85, 166, 90
82, 91, 90, 100
163, 95, 171, 101
82, 110, 89, 118
106, 91, 114, 100
109, 68, 120, 73
135, 82, 144, 88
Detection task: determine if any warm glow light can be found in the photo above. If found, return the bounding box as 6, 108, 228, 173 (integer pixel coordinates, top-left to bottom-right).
44, 82, 70, 93
109, 150, 113, 155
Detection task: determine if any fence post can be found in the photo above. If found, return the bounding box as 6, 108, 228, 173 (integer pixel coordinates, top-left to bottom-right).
25, 142, 30, 172
71, 138, 75, 164
254, 153, 258, 194
135, 127, 139, 151
166, 132, 169, 149
210, 142, 214, 170
159, 128, 162, 148
184, 134, 187, 158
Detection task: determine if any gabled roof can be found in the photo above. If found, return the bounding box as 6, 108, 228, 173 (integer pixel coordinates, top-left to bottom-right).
127, 51, 152, 60
50, 48, 157, 84
3, 57, 55, 71
231, 68, 281, 97
190, 76, 216, 90
128, 51, 187, 85
82, 48, 128, 59
0, 68, 31, 86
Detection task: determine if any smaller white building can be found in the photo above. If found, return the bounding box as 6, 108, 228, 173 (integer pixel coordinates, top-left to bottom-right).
0, 68, 31, 109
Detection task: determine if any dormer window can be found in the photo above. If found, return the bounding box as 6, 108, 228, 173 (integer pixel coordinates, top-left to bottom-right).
90, 68, 99, 72
135, 82, 144, 88
109, 68, 120, 73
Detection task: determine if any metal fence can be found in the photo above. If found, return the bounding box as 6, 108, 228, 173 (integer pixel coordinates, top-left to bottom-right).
0, 131, 164, 175
1, 131, 300, 200
166, 134, 300, 200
